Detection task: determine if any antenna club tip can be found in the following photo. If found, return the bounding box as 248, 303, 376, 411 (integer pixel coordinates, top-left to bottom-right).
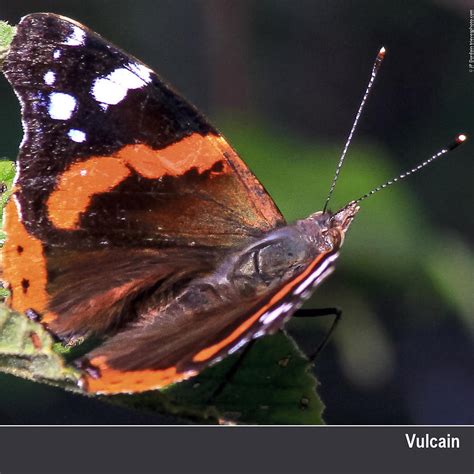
449, 133, 468, 150
377, 46, 386, 59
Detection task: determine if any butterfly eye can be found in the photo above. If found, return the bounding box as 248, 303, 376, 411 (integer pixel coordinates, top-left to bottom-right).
317, 231, 335, 253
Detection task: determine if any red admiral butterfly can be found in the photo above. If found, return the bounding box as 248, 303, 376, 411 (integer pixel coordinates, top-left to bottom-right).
1, 14, 466, 394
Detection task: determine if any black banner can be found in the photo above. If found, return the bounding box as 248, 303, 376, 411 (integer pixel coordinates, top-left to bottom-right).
0, 426, 471, 473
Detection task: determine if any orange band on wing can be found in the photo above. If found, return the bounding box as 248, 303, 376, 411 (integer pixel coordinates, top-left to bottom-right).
127, 134, 226, 179
47, 134, 228, 230
192, 251, 332, 363
47, 157, 131, 229
2, 198, 49, 314
85, 356, 197, 394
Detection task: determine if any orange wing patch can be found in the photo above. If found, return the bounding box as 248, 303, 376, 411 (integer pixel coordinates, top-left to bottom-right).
47, 134, 230, 230
2, 198, 50, 315
47, 157, 131, 230
85, 355, 197, 394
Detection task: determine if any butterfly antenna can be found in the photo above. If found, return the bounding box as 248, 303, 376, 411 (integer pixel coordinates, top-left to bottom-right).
323, 46, 386, 213
352, 134, 467, 204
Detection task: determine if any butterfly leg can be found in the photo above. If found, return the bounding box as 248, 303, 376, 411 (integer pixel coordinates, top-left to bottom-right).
209, 307, 341, 403
293, 307, 342, 362
208, 338, 258, 403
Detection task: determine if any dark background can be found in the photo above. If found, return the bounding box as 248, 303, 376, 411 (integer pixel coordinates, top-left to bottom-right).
0, 0, 472, 424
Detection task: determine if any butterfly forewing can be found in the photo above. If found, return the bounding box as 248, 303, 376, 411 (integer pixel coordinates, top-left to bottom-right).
2, 13, 284, 338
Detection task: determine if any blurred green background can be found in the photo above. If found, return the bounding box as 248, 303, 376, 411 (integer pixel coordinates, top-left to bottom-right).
0, 0, 472, 424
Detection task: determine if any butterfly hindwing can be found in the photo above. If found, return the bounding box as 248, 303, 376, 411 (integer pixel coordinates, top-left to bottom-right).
83, 250, 339, 394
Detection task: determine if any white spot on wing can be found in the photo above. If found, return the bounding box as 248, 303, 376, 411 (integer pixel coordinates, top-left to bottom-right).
228, 338, 249, 355
48, 92, 77, 120
63, 25, 86, 46
92, 76, 127, 105
43, 71, 56, 85
126, 62, 152, 84
68, 129, 86, 143
91, 64, 151, 107
53, 49, 61, 59
293, 254, 338, 296
260, 302, 293, 326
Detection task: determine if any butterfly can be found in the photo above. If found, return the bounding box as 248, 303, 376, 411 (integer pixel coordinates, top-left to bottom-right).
1, 13, 465, 395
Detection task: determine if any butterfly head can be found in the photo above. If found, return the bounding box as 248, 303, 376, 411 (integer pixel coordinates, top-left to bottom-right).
303, 201, 360, 253
330, 201, 360, 234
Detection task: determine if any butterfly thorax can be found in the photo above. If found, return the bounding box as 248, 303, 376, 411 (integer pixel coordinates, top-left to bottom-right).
226, 219, 336, 295
222, 202, 359, 297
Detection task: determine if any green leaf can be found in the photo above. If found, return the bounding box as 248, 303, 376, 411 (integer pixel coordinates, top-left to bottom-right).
0, 21, 15, 65
0, 303, 82, 391
0, 160, 15, 242
0, 297, 324, 423
110, 332, 324, 424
